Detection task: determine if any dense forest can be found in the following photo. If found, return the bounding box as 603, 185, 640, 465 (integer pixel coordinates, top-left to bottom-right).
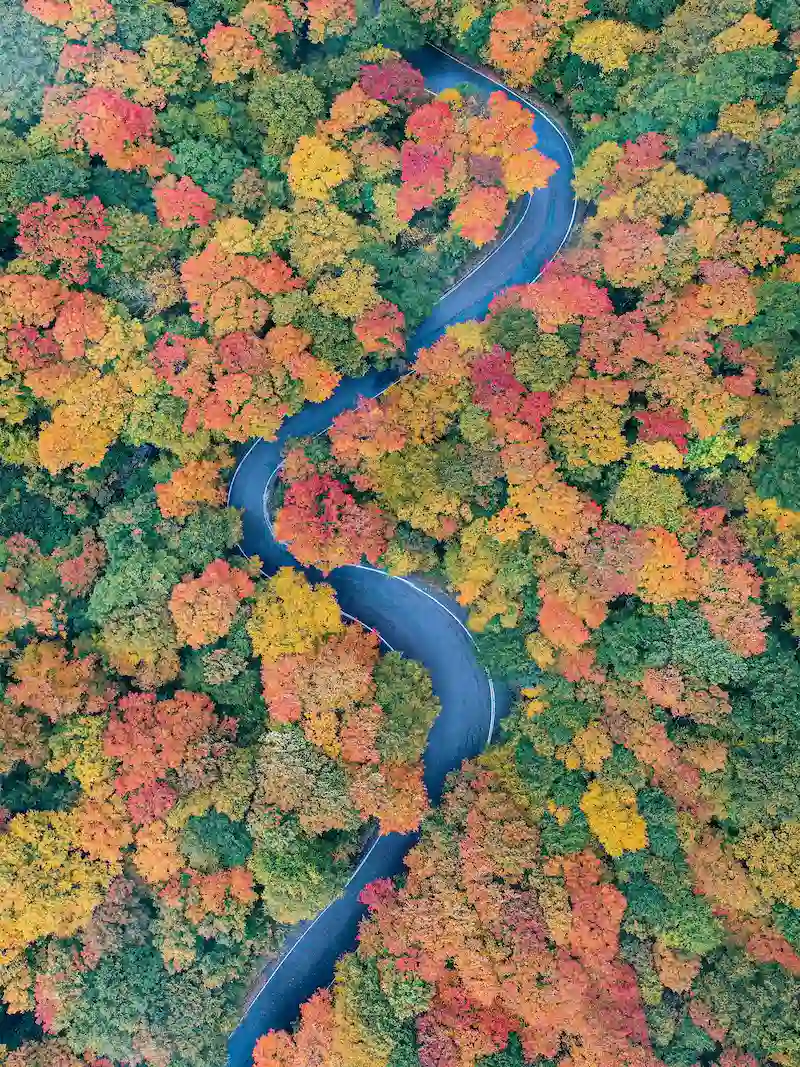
1, 0, 799, 1065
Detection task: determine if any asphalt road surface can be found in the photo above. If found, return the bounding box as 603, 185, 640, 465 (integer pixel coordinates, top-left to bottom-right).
227, 46, 576, 1066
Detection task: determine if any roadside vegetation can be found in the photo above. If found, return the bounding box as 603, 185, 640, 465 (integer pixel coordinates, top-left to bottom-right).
1, 0, 799, 1065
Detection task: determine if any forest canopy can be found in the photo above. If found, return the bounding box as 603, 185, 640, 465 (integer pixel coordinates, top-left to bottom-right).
1, 0, 800, 1066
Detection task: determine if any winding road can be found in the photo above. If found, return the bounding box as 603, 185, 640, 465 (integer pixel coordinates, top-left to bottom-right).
227, 45, 576, 1067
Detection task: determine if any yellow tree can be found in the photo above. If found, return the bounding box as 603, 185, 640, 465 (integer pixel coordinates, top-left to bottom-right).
570, 19, 652, 72
246, 567, 344, 661
287, 135, 354, 201
712, 12, 778, 52
288, 202, 362, 280
580, 780, 648, 857
0, 808, 119, 962
37, 373, 128, 474
311, 261, 381, 319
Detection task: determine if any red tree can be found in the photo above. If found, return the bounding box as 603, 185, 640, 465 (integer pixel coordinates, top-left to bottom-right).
153, 177, 217, 229
359, 60, 426, 107
274, 473, 395, 573
16, 196, 110, 285
103, 691, 233, 824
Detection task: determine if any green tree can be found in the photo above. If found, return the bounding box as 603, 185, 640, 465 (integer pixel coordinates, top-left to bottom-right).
180, 811, 254, 871
248, 72, 327, 158
373, 652, 441, 764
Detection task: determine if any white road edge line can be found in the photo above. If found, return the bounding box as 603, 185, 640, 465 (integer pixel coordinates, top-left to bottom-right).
229, 46, 575, 1033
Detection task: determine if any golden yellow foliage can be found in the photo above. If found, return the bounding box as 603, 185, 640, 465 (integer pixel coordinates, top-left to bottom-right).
732, 823, 800, 909
573, 142, 624, 201
580, 780, 648, 857
446, 321, 486, 352
288, 202, 362, 280
717, 99, 783, 141
571, 723, 613, 773
631, 441, 685, 468
253, 208, 292, 254
37, 373, 128, 474
0, 809, 117, 963
570, 19, 652, 72
246, 567, 344, 662
47, 714, 115, 799
311, 261, 381, 319
549, 390, 629, 469
213, 216, 256, 253
712, 12, 778, 52
741, 496, 800, 633
287, 135, 354, 201
596, 164, 705, 226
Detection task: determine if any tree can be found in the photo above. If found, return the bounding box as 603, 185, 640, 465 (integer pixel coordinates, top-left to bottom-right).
246, 567, 343, 662
274, 473, 395, 573
570, 19, 652, 72
304, 0, 357, 41
598, 221, 666, 287
468, 92, 560, 198
579, 780, 648, 857
251, 724, 359, 835
488, 0, 588, 87
180, 243, 302, 335
103, 689, 232, 824
287, 135, 354, 201
155, 459, 228, 519
202, 23, 264, 83
756, 423, 800, 510
6, 639, 113, 722
56, 531, 107, 596
247, 811, 350, 922
287, 201, 362, 280
712, 13, 779, 52
153, 175, 216, 229
0, 702, 46, 775
23, 0, 116, 38
80, 876, 154, 967
349, 761, 429, 833
372, 652, 441, 764
16, 195, 110, 284
260, 622, 379, 733
354, 302, 405, 355
247, 71, 327, 156
359, 59, 425, 108
322, 84, 390, 140
311, 261, 381, 319
37, 374, 129, 475
396, 142, 451, 221
180, 810, 253, 871
450, 186, 508, 246
46, 87, 172, 175
489, 268, 612, 332
0, 808, 118, 961
168, 558, 254, 648
253, 990, 335, 1067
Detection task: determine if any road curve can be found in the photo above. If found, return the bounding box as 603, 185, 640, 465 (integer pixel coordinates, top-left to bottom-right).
227, 46, 576, 1067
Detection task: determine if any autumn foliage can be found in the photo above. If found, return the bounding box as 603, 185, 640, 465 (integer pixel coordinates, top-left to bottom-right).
168, 559, 254, 648
16, 195, 110, 285
270, 82, 800, 1067
4, 1, 800, 1066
